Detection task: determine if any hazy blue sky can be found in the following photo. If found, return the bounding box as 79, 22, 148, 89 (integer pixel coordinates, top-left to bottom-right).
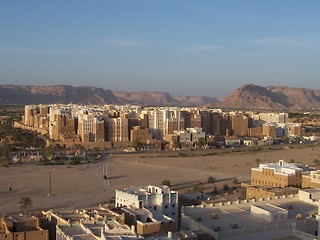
1, 1, 320, 98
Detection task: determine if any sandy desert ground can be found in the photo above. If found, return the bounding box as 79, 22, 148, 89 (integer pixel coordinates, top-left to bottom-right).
0, 144, 319, 215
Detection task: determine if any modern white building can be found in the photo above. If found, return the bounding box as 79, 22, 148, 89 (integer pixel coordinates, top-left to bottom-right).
143, 109, 184, 140
175, 130, 192, 145
115, 185, 178, 226
251, 204, 288, 222
187, 127, 205, 144
253, 112, 288, 124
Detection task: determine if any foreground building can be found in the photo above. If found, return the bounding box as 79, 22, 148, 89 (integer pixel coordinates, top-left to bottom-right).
0, 214, 49, 240
244, 184, 298, 200
251, 160, 305, 188
302, 170, 320, 189
116, 185, 179, 227
181, 190, 319, 240
120, 207, 175, 235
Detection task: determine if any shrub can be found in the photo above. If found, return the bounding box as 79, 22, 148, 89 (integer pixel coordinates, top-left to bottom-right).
232, 178, 238, 185
70, 159, 81, 165
208, 176, 216, 183
193, 185, 204, 193
161, 179, 171, 187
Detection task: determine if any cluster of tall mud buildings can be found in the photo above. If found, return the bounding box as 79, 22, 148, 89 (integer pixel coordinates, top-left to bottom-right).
22, 104, 300, 148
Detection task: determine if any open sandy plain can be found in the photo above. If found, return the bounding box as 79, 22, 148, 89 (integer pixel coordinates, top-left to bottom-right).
0, 144, 319, 215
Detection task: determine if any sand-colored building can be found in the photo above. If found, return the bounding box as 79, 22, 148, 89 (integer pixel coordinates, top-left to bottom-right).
24, 105, 38, 127
164, 134, 179, 150
49, 114, 76, 141
248, 126, 263, 138
251, 160, 304, 188
245, 185, 298, 200
78, 113, 105, 143
231, 115, 249, 136
105, 117, 129, 142
289, 124, 303, 137
121, 207, 175, 235
262, 124, 277, 139
0, 214, 49, 240
302, 170, 320, 189
130, 126, 153, 144
184, 111, 201, 130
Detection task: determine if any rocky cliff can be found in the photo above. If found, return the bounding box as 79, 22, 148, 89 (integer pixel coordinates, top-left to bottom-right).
0, 85, 120, 105
0, 85, 217, 106
215, 84, 320, 110
1, 84, 319, 109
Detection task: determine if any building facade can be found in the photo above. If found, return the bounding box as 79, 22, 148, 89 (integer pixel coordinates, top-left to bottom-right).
251, 160, 303, 188
115, 185, 178, 226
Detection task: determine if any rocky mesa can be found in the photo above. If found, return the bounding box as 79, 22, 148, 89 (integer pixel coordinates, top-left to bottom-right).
1, 84, 319, 109
214, 84, 320, 110
0, 85, 218, 106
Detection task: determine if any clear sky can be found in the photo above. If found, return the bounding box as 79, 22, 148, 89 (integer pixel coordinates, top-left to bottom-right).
0, 1, 319, 98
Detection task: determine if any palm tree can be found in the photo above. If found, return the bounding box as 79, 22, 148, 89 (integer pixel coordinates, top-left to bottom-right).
19, 196, 33, 215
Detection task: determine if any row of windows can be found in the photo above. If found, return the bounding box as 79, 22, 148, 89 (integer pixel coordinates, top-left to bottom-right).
252, 179, 284, 187
164, 204, 176, 208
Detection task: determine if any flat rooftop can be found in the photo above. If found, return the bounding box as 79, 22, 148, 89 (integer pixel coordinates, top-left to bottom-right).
254, 204, 287, 213
73, 235, 97, 240
59, 225, 86, 236
300, 188, 320, 193
118, 185, 174, 196
2, 214, 36, 223
182, 197, 318, 233
247, 186, 298, 194
119, 186, 148, 196
51, 210, 85, 221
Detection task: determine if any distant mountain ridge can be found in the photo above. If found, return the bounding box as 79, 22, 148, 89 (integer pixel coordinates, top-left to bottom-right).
0, 85, 218, 106
214, 84, 320, 110
1, 84, 319, 109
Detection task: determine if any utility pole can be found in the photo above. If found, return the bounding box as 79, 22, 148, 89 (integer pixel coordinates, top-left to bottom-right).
48, 171, 52, 197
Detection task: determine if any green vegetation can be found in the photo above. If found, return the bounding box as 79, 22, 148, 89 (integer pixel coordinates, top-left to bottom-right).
212, 185, 218, 194
131, 138, 143, 150
196, 137, 207, 148
39, 154, 86, 166
0, 105, 24, 122
70, 158, 81, 165
232, 177, 238, 185
223, 184, 229, 191
161, 179, 171, 187
208, 176, 216, 183
0, 123, 45, 148
192, 185, 204, 193
72, 144, 85, 152
314, 159, 320, 166
45, 148, 54, 160
19, 196, 33, 214
289, 112, 320, 118
0, 141, 10, 167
